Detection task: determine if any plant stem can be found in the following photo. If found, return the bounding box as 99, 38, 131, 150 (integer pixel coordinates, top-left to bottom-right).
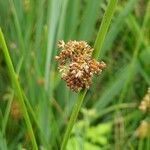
61, 0, 118, 149
93, 0, 118, 59
61, 90, 87, 150
2, 91, 14, 136
9, 0, 25, 53
0, 28, 38, 150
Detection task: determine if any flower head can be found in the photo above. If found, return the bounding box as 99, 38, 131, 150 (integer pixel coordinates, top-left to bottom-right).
135, 120, 150, 139
55, 40, 106, 92
11, 100, 22, 120
139, 87, 150, 113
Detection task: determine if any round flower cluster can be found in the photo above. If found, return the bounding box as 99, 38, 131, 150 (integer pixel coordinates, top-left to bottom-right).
55, 40, 106, 92
135, 120, 150, 139
139, 87, 150, 113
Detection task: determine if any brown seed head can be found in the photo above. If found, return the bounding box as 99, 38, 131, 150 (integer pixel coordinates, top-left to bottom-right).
10, 100, 22, 120
55, 40, 106, 92
135, 120, 150, 139
139, 87, 150, 113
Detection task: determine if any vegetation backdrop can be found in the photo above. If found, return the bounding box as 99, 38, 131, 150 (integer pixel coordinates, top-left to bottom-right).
0, 0, 150, 149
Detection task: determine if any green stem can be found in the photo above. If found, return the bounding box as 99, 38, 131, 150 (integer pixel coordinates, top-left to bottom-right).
23, 93, 50, 148
138, 139, 144, 150
61, 0, 118, 149
94, 103, 137, 121
2, 91, 14, 136
0, 28, 38, 150
93, 0, 118, 59
61, 90, 87, 150
9, 0, 25, 53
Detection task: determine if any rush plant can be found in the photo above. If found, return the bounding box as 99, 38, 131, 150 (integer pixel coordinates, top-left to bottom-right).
60, 0, 118, 149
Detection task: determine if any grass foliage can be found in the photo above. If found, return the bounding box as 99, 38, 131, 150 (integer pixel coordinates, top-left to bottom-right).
0, 0, 150, 149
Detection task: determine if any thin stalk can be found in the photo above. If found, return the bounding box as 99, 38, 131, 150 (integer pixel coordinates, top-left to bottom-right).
93, 0, 118, 59
0, 28, 38, 150
146, 131, 150, 150
9, 0, 25, 53
60, 0, 118, 149
138, 139, 144, 150
2, 56, 23, 136
93, 103, 137, 122
2, 91, 14, 136
23, 93, 50, 148
61, 90, 87, 150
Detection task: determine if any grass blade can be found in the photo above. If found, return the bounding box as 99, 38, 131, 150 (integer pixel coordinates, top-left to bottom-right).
101, 0, 139, 58
44, 0, 61, 91
78, 0, 102, 41
2, 91, 14, 136
9, 0, 25, 53
0, 28, 38, 150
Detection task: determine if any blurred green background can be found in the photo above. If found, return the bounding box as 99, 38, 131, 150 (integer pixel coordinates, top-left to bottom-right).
0, 0, 150, 149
